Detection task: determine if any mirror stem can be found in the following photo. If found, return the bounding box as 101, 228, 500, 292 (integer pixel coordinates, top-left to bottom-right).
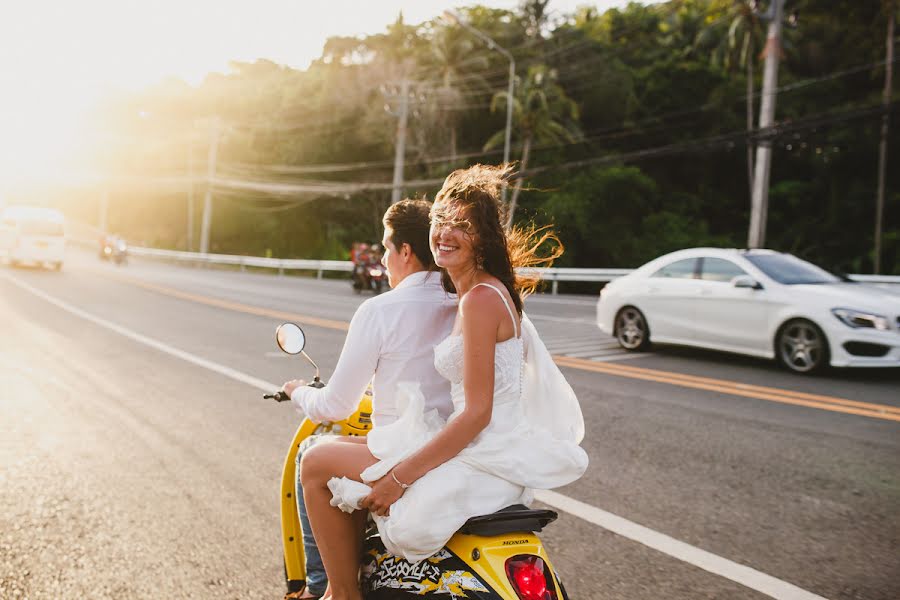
301, 350, 320, 382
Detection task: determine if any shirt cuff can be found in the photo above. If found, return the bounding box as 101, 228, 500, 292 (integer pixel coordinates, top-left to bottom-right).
290, 386, 309, 415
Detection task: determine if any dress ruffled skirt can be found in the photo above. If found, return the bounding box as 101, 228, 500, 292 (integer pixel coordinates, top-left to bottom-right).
328, 382, 588, 562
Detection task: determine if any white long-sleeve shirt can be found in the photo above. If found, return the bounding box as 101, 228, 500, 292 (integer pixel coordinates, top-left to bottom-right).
291, 270, 457, 426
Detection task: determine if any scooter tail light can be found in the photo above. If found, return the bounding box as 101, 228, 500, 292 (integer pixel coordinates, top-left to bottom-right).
505, 554, 558, 600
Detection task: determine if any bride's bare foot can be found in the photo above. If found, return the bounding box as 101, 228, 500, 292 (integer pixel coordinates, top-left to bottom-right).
318, 586, 361, 600
283, 587, 321, 600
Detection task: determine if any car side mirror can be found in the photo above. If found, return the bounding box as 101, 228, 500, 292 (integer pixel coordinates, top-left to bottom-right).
732, 275, 763, 290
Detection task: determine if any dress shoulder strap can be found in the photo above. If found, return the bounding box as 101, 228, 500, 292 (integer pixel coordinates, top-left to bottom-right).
472, 282, 519, 338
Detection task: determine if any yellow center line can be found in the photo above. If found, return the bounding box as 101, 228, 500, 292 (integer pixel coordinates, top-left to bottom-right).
554, 356, 900, 417
553, 356, 900, 423
94, 269, 349, 332
94, 268, 899, 423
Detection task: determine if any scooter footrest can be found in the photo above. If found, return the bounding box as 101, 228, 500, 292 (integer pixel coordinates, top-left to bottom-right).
458, 504, 558, 536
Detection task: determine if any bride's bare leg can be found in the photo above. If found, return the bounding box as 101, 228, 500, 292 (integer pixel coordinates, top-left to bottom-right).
301, 441, 378, 600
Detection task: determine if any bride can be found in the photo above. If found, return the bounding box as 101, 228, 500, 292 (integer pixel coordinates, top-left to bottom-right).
299, 164, 589, 600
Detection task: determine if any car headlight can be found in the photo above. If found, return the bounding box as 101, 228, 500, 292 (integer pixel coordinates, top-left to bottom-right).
831, 308, 890, 330
368, 268, 383, 277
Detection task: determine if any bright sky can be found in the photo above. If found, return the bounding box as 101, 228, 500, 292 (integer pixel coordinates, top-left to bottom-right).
0, 0, 662, 191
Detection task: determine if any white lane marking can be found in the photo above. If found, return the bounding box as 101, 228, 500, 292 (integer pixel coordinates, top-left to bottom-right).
588, 352, 656, 362
535, 490, 828, 600
527, 313, 597, 325
5, 272, 829, 600
3, 273, 276, 393
526, 295, 599, 308
547, 341, 619, 353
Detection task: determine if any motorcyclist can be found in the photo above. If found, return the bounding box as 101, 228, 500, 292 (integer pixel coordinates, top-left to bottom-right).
280, 200, 456, 599
351, 243, 370, 291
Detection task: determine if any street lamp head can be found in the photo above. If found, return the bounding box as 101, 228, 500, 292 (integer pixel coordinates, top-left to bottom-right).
442, 9, 461, 25
787, 10, 799, 27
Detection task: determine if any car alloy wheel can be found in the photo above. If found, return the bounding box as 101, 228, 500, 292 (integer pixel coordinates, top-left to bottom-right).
616, 307, 650, 351
777, 320, 827, 373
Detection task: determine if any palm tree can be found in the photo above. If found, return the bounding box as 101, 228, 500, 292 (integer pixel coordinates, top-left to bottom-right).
875, 0, 897, 273
422, 23, 490, 162
485, 64, 581, 228
694, 1, 765, 201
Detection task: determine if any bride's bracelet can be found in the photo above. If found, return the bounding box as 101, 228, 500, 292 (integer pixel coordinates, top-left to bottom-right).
391, 469, 411, 490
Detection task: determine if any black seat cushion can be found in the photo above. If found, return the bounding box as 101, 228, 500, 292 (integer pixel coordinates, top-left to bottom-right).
458, 504, 558, 536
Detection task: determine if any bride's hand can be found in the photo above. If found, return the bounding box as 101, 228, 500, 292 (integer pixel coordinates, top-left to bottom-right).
360, 471, 405, 517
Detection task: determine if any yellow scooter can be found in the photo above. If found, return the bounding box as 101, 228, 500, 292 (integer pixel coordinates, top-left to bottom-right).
266, 322, 570, 600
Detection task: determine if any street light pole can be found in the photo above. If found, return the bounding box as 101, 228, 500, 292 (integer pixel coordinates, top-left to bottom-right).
444, 10, 515, 204
391, 78, 410, 204
199, 117, 220, 255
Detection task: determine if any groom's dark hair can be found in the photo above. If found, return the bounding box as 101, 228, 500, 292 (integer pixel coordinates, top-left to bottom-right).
383, 199, 436, 270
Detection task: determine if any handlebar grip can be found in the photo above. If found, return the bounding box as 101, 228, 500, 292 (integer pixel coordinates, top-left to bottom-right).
263, 391, 292, 402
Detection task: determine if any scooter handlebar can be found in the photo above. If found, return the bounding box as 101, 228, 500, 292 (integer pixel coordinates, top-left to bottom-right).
264, 390, 292, 403
264, 379, 325, 402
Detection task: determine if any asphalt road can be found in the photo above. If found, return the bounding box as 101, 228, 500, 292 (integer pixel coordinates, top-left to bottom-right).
2, 249, 898, 600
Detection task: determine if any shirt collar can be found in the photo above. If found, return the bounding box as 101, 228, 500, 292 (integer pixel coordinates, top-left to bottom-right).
394, 269, 441, 290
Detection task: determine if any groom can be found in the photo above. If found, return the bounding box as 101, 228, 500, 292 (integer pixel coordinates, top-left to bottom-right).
281, 199, 456, 599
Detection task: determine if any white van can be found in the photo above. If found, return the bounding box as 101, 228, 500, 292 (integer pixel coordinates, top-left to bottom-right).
0, 206, 67, 270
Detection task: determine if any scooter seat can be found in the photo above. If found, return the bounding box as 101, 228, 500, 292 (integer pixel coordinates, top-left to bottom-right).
458, 504, 558, 537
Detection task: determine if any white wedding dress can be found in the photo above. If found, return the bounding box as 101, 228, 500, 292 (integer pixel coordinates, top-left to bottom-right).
328, 283, 589, 562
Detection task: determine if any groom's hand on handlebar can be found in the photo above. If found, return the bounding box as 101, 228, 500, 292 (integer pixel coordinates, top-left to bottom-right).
281, 379, 307, 398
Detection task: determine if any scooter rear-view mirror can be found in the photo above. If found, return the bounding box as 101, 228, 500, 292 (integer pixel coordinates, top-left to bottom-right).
276, 322, 306, 355
274, 322, 323, 386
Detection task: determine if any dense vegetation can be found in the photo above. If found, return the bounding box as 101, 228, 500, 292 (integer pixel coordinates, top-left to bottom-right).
66, 0, 899, 274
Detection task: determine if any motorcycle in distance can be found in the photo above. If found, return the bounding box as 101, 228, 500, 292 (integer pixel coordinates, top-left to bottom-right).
99, 235, 128, 266
265, 322, 571, 600
351, 244, 386, 295
352, 261, 386, 295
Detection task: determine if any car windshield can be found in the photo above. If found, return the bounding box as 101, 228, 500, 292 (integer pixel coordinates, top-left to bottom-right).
743, 253, 841, 285
19, 220, 64, 236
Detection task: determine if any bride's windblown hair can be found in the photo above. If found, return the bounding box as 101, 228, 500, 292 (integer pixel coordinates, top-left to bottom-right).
432, 163, 564, 313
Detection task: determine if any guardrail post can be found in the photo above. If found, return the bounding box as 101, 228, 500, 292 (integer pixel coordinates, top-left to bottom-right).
552, 280, 558, 295
240, 258, 246, 272
278, 265, 284, 276
317, 268, 323, 280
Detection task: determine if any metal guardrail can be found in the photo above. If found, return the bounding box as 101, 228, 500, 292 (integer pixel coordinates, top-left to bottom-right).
123, 245, 900, 292
129, 246, 353, 278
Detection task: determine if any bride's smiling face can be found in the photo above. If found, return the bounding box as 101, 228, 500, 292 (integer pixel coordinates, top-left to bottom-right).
430, 202, 478, 272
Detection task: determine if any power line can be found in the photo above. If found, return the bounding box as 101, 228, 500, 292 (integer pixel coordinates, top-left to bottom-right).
211, 175, 446, 196
525, 101, 897, 176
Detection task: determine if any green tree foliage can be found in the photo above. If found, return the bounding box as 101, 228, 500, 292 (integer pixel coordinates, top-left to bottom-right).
486, 64, 582, 226
73, 0, 898, 274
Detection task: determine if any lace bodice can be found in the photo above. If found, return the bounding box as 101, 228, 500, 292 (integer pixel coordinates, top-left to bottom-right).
434, 334, 523, 399
433, 283, 524, 408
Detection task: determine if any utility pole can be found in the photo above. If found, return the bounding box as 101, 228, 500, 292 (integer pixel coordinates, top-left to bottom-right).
99, 189, 109, 233
199, 117, 220, 255
748, 0, 786, 249
875, 4, 895, 274
390, 79, 409, 204
187, 141, 195, 252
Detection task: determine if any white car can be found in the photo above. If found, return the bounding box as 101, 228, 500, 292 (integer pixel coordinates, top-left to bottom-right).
0, 205, 66, 270
596, 248, 900, 373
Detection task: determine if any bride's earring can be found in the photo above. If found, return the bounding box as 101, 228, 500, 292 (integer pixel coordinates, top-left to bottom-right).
476, 253, 485, 270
